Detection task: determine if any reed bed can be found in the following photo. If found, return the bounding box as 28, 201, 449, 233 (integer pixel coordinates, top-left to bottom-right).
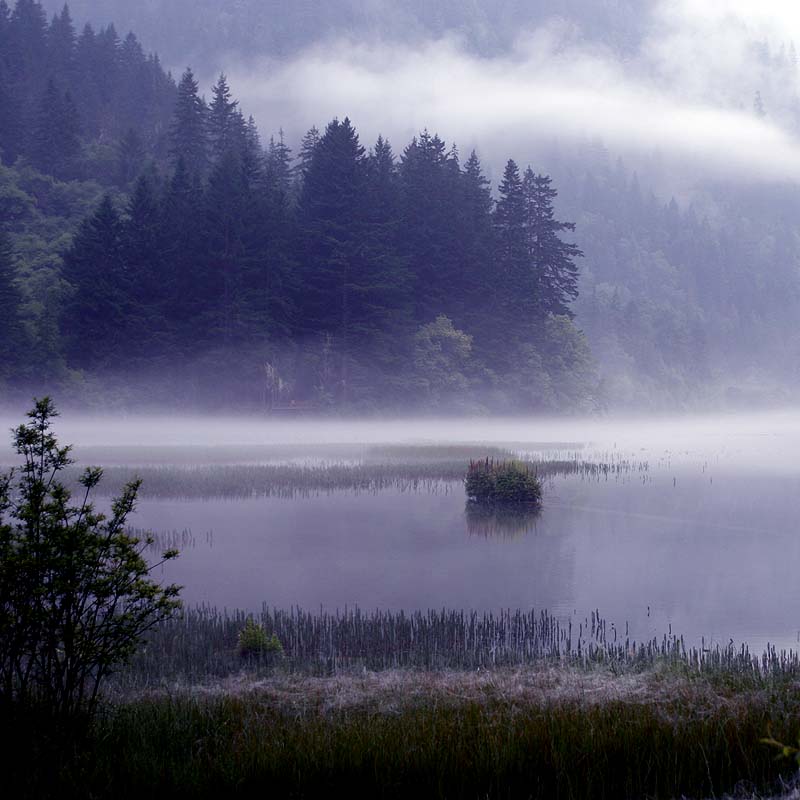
67, 455, 648, 500
113, 606, 800, 691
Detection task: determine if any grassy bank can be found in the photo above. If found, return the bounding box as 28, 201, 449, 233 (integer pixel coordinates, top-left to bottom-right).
8, 667, 800, 799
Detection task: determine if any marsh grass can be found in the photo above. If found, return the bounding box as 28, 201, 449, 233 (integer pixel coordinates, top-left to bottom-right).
111, 606, 800, 691
10, 606, 800, 799
60, 455, 646, 500
9, 671, 800, 799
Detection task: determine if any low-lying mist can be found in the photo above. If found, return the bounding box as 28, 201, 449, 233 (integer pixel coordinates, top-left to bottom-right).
2, 409, 800, 474
216, 0, 800, 189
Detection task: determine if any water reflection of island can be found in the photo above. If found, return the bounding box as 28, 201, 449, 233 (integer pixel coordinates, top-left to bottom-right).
465, 502, 541, 539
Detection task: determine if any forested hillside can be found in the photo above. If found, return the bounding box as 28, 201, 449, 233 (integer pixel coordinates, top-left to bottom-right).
4, 0, 800, 412
1, 0, 599, 411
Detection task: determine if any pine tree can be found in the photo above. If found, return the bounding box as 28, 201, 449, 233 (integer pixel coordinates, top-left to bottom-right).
208, 73, 243, 163
295, 124, 320, 186
9, 0, 48, 83
201, 148, 249, 345
30, 78, 81, 178
161, 157, 205, 348
398, 130, 463, 323
493, 159, 526, 316
169, 67, 208, 176
523, 169, 581, 319
0, 51, 20, 163
300, 118, 411, 401
265, 130, 293, 195
46, 5, 76, 85
61, 194, 127, 371
458, 150, 494, 334
0, 232, 23, 382
122, 173, 170, 366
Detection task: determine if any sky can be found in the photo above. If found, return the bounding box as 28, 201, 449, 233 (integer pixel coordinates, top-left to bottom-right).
214, 0, 800, 185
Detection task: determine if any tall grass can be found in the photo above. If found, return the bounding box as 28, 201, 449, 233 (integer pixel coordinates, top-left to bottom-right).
10, 681, 800, 799
112, 606, 800, 690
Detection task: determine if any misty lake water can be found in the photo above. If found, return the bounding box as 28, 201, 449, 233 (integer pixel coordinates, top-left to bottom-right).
2, 412, 799, 654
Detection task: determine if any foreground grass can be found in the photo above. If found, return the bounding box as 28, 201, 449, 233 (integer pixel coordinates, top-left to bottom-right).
7, 666, 800, 799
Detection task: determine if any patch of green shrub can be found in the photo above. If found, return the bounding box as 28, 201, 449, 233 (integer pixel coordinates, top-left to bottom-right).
237, 618, 284, 659
465, 458, 542, 505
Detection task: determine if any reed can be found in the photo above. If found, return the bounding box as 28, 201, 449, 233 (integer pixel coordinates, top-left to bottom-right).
111, 605, 800, 691
63, 455, 645, 500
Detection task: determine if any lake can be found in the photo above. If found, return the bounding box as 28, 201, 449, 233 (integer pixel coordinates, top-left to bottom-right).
2, 410, 799, 654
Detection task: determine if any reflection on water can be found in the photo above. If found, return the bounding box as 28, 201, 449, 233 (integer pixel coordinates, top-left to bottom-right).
133, 457, 800, 654
464, 502, 541, 539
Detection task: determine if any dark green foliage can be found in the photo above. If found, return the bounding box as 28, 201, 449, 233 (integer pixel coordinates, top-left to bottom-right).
0, 398, 181, 719
60, 194, 126, 370
29, 79, 81, 178
0, 231, 23, 381
237, 617, 283, 660
208, 73, 244, 164
169, 67, 208, 176
465, 458, 543, 505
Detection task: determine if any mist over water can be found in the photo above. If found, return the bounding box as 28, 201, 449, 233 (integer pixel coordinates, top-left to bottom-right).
4, 410, 798, 653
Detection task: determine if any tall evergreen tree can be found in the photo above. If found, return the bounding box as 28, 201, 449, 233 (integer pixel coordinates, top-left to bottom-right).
300, 118, 410, 401
61, 194, 127, 371
523, 168, 581, 319
295, 124, 320, 186
45, 5, 76, 85
0, 231, 22, 382
169, 67, 208, 176
458, 150, 494, 334
208, 73, 243, 163
201, 148, 249, 345
265, 130, 293, 195
493, 159, 526, 318
161, 157, 205, 349
29, 78, 81, 178
398, 130, 463, 323
122, 173, 171, 364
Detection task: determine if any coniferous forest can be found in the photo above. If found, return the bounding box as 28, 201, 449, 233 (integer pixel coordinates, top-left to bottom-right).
1, 0, 598, 411
3, 0, 800, 411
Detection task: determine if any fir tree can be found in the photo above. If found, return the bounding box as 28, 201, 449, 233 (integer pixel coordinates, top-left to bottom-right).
493, 159, 526, 310
523, 169, 581, 319
29, 79, 81, 178
0, 231, 22, 382
398, 130, 463, 323
122, 173, 172, 364
265, 130, 293, 195
61, 194, 127, 371
208, 73, 243, 163
458, 150, 494, 334
169, 67, 208, 176
45, 5, 76, 85
295, 124, 320, 185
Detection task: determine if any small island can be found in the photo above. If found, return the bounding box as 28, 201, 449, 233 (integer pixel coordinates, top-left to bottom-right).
465, 458, 543, 506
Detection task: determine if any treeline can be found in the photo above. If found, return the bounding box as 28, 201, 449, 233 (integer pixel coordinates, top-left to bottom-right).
0, 1, 595, 411
56, 94, 593, 409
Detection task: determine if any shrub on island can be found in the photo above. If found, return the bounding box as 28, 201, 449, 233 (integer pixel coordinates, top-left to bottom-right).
465, 458, 542, 505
